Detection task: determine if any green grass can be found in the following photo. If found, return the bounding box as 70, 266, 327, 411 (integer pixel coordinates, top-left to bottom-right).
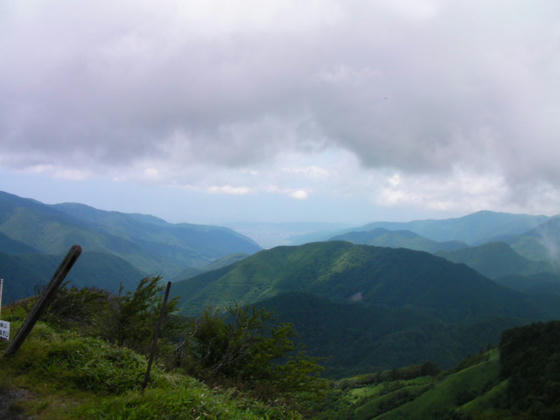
375, 354, 500, 419
0, 305, 302, 419
75, 381, 300, 420
320, 350, 507, 420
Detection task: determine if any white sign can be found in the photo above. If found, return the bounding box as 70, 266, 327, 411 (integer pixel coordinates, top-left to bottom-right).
0, 320, 9, 341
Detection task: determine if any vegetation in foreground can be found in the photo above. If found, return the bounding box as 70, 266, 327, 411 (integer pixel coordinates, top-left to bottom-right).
0, 279, 325, 419
322, 322, 560, 419
1, 278, 560, 419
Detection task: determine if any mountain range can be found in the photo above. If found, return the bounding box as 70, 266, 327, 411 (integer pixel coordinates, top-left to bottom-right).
330, 228, 467, 253
171, 241, 560, 373
0, 190, 261, 302
4, 188, 560, 377
353, 210, 549, 244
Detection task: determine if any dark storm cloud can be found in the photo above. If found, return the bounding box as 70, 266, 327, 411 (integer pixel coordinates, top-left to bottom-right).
2, 0, 560, 189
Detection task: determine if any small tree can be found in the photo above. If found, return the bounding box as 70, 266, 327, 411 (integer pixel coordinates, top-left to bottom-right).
177, 304, 327, 409
106, 276, 179, 355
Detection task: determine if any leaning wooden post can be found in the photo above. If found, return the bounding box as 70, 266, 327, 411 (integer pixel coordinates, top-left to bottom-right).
0, 278, 4, 319
142, 281, 172, 390
4, 245, 82, 357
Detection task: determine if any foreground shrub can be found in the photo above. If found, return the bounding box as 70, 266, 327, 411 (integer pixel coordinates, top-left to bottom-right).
176, 305, 328, 411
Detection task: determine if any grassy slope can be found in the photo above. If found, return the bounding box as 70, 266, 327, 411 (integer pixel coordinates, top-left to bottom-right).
0, 305, 300, 420
376, 352, 501, 419
324, 350, 505, 420
329, 321, 560, 420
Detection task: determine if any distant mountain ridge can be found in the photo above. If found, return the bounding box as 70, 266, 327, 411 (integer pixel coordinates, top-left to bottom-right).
508, 216, 560, 263
437, 241, 553, 279
0, 190, 261, 277
330, 228, 467, 253
354, 210, 549, 244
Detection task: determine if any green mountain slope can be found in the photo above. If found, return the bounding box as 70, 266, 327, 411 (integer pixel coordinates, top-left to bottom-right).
335, 321, 560, 419
172, 241, 547, 323
369, 352, 502, 420
437, 241, 551, 279
355, 210, 548, 245
330, 228, 467, 253
254, 292, 523, 374
0, 190, 261, 277
53, 202, 260, 262
171, 253, 249, 282
494, 272, 560, 296
0, 231, 38, 254
508, 216, 560, 262
1, 251, 145, 303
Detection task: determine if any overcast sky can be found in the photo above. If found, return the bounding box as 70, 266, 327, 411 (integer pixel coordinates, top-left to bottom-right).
1, 0, 560, 224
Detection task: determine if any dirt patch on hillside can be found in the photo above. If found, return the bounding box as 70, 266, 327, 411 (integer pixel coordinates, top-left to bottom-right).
0, 386, 33, 419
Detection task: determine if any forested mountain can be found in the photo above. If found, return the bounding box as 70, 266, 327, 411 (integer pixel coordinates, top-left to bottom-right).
254, 292, 523, 375
494, 272, 560, 296
0, 251, 145, 303
437, 241, 552, 279
171, 241, 559, 372
172, 241, 546, 322
330, 228, 467, 253
0, 190, 260, 277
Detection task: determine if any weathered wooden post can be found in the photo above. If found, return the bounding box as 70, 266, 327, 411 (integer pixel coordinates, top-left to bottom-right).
4, 245, 82, 356
0, 278, 9, 342
0, 278, 3, 319
142, 281, 172, 390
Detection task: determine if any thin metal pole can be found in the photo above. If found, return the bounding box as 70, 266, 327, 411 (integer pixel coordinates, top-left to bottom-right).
142, 281, 172, 390
4, 245, 82, 357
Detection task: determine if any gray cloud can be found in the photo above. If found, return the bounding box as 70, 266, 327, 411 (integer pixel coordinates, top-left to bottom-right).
2, 0, 560, 194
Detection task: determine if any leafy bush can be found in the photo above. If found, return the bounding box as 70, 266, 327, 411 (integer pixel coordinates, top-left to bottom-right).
42, 277, 181, 358
176, 305, 327, 409
43, 285, 114, 334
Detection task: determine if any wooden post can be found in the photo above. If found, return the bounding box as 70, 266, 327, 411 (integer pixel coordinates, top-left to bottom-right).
142, 281, 172, 390
0, 278, 3, 319
4, 245, 82, 357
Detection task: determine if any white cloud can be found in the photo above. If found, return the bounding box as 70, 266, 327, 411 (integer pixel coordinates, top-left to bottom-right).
290, 190, 309, 200
207, 185, 252, 195
282, 166, 329, 178
2, 1, 560, 219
